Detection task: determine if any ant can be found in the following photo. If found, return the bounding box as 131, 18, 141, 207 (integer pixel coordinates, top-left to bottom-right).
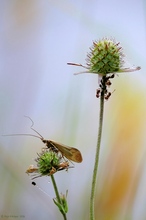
96, 74, 115, 100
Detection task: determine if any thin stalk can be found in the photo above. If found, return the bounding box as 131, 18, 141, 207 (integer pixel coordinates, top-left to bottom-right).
51, 175, 67, 220
90, 87, 105, 220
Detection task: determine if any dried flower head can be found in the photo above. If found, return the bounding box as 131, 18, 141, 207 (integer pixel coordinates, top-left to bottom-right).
68, 38, 141, 75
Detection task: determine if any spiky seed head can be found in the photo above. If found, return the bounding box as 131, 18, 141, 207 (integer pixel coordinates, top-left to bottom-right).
68, 37, 141, 75
86, 38, 124, 75
36, 151, 60, 176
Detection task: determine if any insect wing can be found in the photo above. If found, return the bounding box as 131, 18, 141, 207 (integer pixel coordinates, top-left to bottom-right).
70, 147, 83, 163
51, 141, 83, 163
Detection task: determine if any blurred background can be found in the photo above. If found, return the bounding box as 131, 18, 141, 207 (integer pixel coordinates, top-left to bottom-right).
0, 0, 146, 219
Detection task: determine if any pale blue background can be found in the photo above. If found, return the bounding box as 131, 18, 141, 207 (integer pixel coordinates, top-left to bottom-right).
0, 1, 146, 220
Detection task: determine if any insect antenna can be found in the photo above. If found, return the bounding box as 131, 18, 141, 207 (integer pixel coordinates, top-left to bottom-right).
24, 115, 44, 139
2, 133, 42, 139
2, 116, 44, 140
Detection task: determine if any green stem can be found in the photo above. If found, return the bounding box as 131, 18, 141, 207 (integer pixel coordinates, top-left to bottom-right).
90, 87, 105, 220
51, 175, 67, 220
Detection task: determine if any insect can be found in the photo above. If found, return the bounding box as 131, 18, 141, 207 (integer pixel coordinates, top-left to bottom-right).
42, 139, 82, 163
3, 117, 83, 163
32, 181, 36, 186
96, 89, 101, 98
106, 79, 112, 87
104, 92, 111, 100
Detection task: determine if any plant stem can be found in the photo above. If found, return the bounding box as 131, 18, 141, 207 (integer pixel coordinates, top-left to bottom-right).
51, 175, 67, 220
90, 84, 105, 220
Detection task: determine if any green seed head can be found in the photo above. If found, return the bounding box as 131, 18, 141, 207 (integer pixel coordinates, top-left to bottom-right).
86, 38, 124, 75
68, 37, 141, 75
37, 151, 60, 176
26, 150, 70, 178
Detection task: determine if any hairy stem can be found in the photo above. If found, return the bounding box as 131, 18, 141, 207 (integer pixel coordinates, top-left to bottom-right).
90, 84, 105, 220
51, 175, 67, 220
